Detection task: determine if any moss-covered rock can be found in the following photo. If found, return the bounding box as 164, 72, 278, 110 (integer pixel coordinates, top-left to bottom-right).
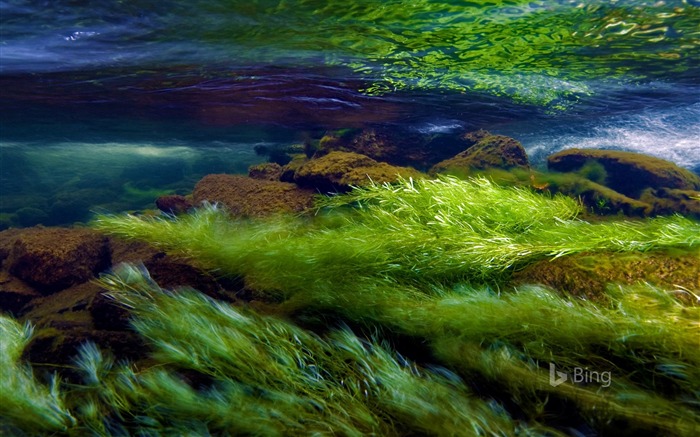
639, 187, 700, 218
4, 227, 111, 295
193, 174, 316, 216
248, 162, 283, 181
317, 128, 471, 169
547, 148, 700, 198
294, 151, 424, 193
430, 133, 529, 176
511, 248, 700, 304
155, 194, 193, 215
280, 154, 309, 182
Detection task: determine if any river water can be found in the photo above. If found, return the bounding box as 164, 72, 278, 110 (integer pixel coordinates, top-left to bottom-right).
1, 0, 699, 226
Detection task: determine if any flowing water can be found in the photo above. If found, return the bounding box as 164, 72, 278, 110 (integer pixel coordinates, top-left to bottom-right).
1, 0, 699, 226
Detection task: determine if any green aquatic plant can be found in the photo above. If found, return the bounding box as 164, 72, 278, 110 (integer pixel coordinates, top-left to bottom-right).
89, 176, 700, 433
95, 176, 700, 286
3, 264, 552, 436
0, 316, 75, 434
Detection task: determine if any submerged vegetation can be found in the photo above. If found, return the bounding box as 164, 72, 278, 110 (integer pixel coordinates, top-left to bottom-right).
3, 176, 699, 435
95, 176, 699, 285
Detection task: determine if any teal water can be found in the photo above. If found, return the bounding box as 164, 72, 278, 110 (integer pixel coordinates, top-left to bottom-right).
1, 0, 699, 227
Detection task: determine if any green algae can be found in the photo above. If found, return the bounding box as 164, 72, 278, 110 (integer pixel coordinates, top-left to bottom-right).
0, 317, 75, 433
95, 176, 699, 286
176, 0, 700, 108
4, 176, 700, 435
2, 265, 540, 436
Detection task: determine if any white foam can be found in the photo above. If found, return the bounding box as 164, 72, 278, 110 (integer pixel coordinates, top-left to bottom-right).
519, 103, 700, 170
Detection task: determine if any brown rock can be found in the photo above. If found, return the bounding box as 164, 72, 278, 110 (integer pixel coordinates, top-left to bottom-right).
547, 148, 700, 198
155, 194, 193, 215
316, 128, 470, 169
280, 154, 309, 182
0, 270, 40, 315
294, 151, 424, 193
317, 129, 398, 162
430, 134, 530, 175
6, 227, 111, 294
193, 174, 316, 216
248, 162, 283, 181
511, 248, 700, 304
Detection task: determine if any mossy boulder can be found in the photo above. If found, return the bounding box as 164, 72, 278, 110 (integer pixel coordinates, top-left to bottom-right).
317, 128, 470, 169
4, 227, 111, 294
639, 188, 700, 218
280, 154, 309, 182
511, 248, 700, 304
248, 162, 283, 181
543, 173, 653, 217
193, 174, 316, 216
547, 148, 700, 198
293, 151, 424, 193
430, 133, 529, 175
317, 129, 399, 162
155, 194, 193, 215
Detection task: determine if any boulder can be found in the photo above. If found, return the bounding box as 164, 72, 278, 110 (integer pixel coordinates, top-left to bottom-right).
0, 270, 40, 315
155, 194, 193, 215
511, 249, 700, 304
547, 148, 700, 198
316, 128, 471, 169
293, 151, 424, 193
248, 162, 283, 181
280, 154, 309, 182
5, 227, 111, 294
193, 174, 316, 216
430, 133, 530, 175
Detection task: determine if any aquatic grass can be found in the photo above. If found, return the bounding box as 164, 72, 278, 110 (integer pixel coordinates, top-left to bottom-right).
0, 316, 75, 433
282, 281, 700, 436
95, 176, 700, 285
105, 263, 526, 436
90, 176, 700, 434
41, 263, 526, 436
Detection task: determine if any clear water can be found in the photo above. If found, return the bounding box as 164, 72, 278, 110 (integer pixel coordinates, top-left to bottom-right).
1, 0, 699, 227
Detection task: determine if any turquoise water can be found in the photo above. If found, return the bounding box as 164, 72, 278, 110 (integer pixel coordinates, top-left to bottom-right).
1, 0, 699, 227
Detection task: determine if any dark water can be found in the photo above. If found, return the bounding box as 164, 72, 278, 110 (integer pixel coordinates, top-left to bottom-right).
1, 0, 699, 227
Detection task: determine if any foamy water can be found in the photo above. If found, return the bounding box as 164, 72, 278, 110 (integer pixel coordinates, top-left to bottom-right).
501, 103, 700, 171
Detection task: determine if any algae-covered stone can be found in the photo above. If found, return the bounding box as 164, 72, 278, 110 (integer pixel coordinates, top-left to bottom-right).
547, 148, 700, 198
294, 151, 423, 193
430, 133, 529, 175
193, 174, 315, 216
5, 227, 111, 294
317, 128, 470, 169
512, 248, 700, 304
155, 194, 193, 215
248, 162, 283, 181
280, 154, 309, 182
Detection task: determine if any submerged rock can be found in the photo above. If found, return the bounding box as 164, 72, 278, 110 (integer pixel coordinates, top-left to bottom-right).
293, 151, 423, 193
155, 194, 193, 215
546, 149, 700, 217
316, 128, 470, 169
430, 132, 530, 175
512, 248, 700, 304
280, 154, 309, 182
4, 227, 111, 295
248, 162, 284, 181
547, 148, 700, 198
193, 174, 316, 216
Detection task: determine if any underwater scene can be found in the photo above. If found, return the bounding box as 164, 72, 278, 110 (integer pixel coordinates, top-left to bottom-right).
1, 1, 699, 435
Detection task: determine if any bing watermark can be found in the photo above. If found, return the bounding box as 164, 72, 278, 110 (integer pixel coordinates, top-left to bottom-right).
549, 363, 611, 388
